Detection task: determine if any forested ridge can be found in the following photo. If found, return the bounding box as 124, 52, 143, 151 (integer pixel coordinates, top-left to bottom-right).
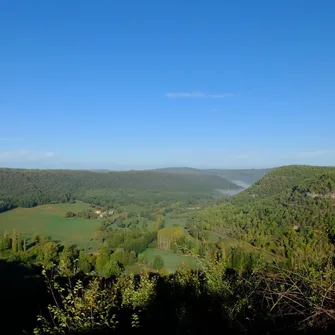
189, 165, 335, 264
232, 165, 335, 203
0, 168, 239, 210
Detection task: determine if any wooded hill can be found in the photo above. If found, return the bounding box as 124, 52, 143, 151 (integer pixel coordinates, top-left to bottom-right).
189, 165, 335, 265
0, 168, 239, 211
232, 165, 335, 203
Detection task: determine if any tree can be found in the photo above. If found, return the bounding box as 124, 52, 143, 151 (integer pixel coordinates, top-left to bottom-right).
17, 231, 22, 252
59, 244, 78, 276
95, 248, 110, 273
157, 227, 183, 250
0, 231, 11, 251
77, 251, 92, 273
42, 242, 58, 268
12, 228, 18, 252
64, 211, 75, 218
110, 248, 129, 266
153, 255, 164, 270
103, 260, 123, 277
32, 232, 41, 244
138, 253, 148, 264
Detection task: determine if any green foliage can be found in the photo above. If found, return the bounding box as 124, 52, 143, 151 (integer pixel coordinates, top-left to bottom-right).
0, 199, 14, 213
152, 255, 164, 270
0, 231, 11, 251
77, 250, 93, 273
137, 253, 147, 264
58, 244, 78, 276
110, 248, 129, 266
120, 272, 156, 309
0, 168, 240, 210
190, 165, 335, 267
232, 165, 335, 203
34, 254, 335, 334
143, 248, 197, 273
65, 208, 99, 219
64, 210, 75, 218
95, 251, 110, 274
172, 235, 200, 254
42, 242, 58, 268
34, 278, 118, 335
34, 271, 157, 334
12, 228, 18, 252
103, 260, 123, 277
105, 228, 156, 254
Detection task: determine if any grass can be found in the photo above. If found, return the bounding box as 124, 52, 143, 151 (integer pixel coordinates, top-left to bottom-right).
0, 202, 100, 250
164, 216, 186, 228
142, 248, 198, 273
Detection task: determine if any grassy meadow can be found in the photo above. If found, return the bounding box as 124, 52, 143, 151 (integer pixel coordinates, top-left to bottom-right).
0, 202, 100, 249
143, 248, 198, 273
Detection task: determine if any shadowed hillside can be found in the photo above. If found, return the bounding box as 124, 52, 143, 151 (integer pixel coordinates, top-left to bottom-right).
0, 168, 239, 211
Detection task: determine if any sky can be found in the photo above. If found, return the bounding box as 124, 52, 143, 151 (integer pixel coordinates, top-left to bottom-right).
0, 0, 335, 170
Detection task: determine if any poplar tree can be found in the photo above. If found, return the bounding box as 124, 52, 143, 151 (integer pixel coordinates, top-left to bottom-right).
12, 228, 18, 252
17, 231, 22, 252
3, 230, 10, 250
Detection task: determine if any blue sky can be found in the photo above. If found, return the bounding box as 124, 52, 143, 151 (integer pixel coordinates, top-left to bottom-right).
0, 0, 335, 169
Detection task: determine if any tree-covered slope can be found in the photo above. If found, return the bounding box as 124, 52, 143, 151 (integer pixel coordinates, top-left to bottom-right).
231, 165, 335, 204
0, 168, 239, 210
189, 165, 335, 264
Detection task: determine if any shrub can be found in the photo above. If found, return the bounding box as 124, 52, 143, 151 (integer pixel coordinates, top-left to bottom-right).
152, 255, 164, 270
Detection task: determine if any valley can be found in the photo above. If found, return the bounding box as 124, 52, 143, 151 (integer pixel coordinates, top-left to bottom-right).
1, 165, 335, 334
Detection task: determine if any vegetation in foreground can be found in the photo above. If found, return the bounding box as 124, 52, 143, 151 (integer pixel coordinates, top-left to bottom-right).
2, 250, 333, 335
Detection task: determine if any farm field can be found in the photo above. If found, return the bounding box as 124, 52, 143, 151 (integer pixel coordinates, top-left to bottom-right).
143, 248, 198, 273
0, 202, 100, 249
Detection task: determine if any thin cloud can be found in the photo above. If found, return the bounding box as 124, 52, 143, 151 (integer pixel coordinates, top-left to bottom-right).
0, 150, 56, 161
165, 92, 235, 99
211, 108, 220, 112
296, 150, 335, 158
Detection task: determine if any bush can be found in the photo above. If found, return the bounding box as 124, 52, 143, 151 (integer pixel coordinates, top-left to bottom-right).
152, 255, 164, 270
64, 211, 75, 218
138, 253, 148, 264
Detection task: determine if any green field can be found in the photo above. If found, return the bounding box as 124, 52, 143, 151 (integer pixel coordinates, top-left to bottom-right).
143, 248, 198, 273
164, 216, 186, 228
0, 202, 100, 249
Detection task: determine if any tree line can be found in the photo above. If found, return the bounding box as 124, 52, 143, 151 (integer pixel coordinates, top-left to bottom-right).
0, 168, 238, 211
